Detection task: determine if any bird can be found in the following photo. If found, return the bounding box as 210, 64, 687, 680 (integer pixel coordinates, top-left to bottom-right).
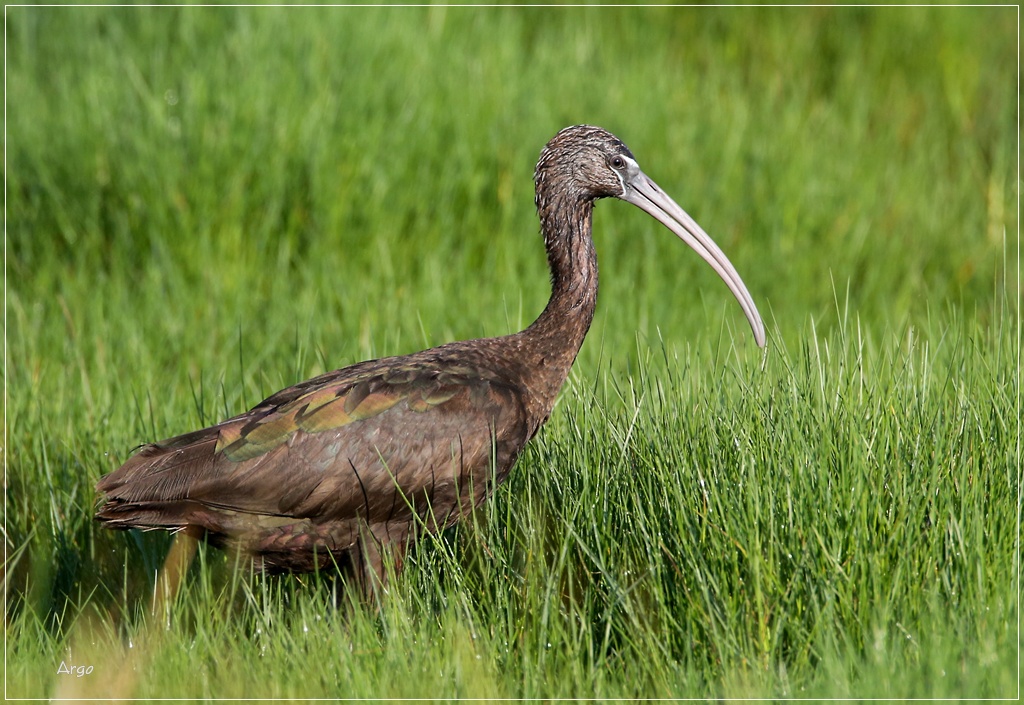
95, 125, 766, 597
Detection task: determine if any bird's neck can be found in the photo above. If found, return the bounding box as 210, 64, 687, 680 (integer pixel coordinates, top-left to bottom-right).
515, 194, 599, 419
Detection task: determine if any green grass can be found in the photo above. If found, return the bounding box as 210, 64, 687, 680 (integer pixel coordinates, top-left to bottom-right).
6, 5, 1019, 700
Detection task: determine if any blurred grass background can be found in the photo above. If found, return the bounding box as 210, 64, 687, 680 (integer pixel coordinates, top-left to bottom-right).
5, 5, 1019, 699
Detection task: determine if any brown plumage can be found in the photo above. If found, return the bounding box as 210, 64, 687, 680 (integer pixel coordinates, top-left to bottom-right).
96, 125, 765, 593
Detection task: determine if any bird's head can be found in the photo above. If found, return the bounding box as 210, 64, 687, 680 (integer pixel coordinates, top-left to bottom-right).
535, 124, 639, 201
535, 124, 766, 348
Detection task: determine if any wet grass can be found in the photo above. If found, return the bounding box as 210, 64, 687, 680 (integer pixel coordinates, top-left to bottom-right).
6, 5, 1019, 699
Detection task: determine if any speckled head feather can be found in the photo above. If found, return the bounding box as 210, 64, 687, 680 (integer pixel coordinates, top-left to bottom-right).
534, 125, 637, 204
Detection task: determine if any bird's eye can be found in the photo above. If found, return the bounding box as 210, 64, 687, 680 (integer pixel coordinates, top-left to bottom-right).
610, 156, 626, 170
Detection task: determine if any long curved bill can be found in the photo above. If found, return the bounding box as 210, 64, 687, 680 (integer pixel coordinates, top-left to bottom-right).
621, 170, 766, 347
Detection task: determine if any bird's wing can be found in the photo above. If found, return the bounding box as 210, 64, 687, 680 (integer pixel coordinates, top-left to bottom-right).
96, 359, 529, 535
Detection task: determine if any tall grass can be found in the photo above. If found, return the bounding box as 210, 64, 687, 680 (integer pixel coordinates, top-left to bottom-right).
6, 5, 1018, 699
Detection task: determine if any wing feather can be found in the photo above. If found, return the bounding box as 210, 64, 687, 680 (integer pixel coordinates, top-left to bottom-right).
96, 357, 530, 551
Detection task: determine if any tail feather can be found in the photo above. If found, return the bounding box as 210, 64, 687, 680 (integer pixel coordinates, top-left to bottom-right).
96, 429, 222, 530
95, 499, 212, 531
